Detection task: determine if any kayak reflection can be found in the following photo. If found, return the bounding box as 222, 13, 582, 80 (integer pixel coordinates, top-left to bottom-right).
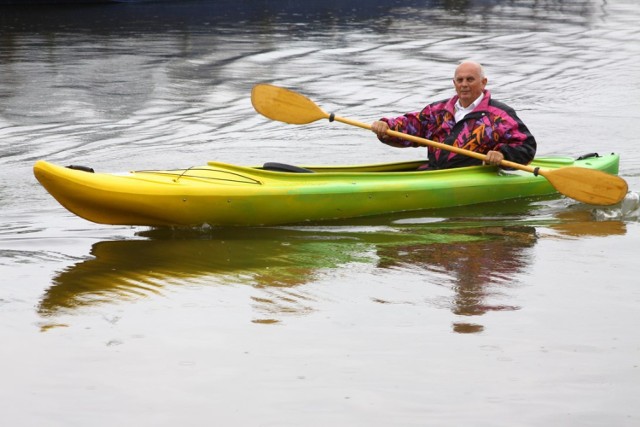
39, 209, 626, 329
39, 224, 522, 322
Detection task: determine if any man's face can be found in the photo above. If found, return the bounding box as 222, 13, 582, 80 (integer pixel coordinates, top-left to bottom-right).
453, 64, 487, 108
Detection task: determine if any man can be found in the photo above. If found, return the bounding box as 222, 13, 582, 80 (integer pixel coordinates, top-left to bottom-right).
371, 61, 536, 169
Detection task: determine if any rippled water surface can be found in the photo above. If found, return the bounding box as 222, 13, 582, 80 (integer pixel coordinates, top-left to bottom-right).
1, 1, 640, 425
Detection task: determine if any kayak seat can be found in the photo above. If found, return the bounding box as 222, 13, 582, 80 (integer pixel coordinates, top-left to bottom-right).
263, 162, 314, 173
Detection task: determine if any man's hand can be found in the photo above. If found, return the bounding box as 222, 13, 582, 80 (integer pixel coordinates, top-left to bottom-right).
485, 150, 504, 166
371, 121, 390, 140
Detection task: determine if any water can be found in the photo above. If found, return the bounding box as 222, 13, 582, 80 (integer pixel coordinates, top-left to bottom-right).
1, 0, 640, 425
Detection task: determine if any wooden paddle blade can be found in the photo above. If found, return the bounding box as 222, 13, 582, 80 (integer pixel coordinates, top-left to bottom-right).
541, 167, 628, 206
251, 84, 329, 124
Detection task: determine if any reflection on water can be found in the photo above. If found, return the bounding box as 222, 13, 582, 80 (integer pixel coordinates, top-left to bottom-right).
376, 225, 537, 333
552, 210, 628, 237
39, 224, 468, 320
39, 203, 626, 331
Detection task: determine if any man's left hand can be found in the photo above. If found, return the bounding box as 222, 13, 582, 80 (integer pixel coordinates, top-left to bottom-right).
485, 150, 504, 166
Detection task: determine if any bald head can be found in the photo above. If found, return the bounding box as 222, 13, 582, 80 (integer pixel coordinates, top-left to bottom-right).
455, 61, 485, 79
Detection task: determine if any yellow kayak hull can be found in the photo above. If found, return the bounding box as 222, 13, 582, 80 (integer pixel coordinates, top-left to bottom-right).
33, 154, 621, 227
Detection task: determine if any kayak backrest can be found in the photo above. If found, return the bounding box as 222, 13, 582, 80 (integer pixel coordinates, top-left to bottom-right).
262, 162, 315, 173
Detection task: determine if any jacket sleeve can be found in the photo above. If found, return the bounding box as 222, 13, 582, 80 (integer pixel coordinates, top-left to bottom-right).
378, 110, 427, 148
492, 103, 537, 165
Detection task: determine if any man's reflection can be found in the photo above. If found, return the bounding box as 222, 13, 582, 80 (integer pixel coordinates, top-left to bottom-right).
377, 226, 538, 333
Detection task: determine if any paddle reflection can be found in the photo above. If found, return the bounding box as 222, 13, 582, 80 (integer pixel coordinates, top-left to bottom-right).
549, 210, 627, 238
39, 210, 626, 331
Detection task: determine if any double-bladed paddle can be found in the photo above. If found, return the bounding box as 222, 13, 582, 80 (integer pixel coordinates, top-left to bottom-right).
251, 84, 628, 206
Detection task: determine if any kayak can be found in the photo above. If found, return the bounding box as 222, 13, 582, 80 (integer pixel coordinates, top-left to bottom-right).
33, 153, 621, 227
